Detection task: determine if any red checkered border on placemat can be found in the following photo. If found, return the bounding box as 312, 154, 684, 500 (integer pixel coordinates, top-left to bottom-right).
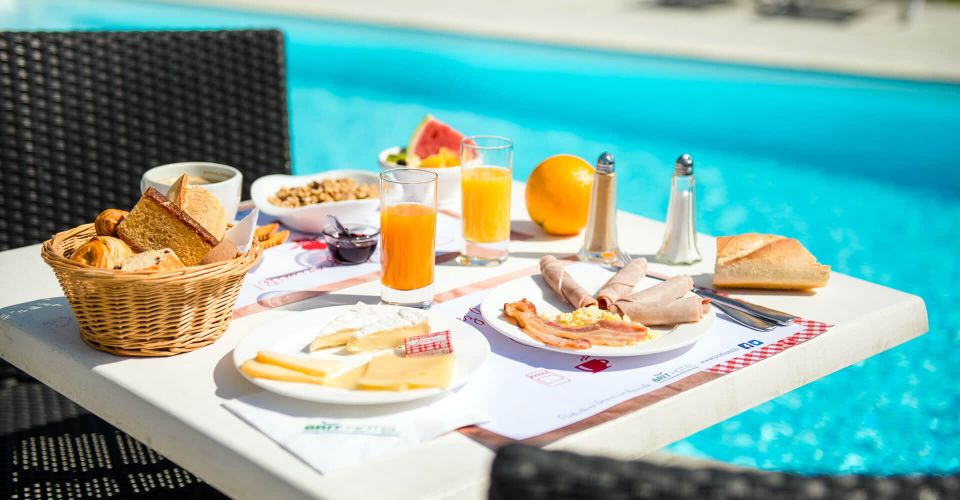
705, 318, 832, 375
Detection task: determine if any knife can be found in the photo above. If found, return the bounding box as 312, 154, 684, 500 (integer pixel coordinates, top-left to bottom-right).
710, 301, 778, 332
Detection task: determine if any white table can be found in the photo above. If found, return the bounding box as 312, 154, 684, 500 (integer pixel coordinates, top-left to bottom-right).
0, 182, 928, 499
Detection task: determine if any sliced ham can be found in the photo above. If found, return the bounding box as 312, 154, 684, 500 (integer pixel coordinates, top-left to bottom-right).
611, 295, 710, 326
596, 258, 648, 310
539, 255, 598, 309
624, 275, 694, 304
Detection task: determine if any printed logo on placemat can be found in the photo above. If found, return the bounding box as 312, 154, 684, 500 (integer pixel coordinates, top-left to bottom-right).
651, 364, 698, 383
737, 339, 764, 350
294, 238, 327, 251
304, 421, 399, 437
574, 356, 611, 373
526, 369, 571, 387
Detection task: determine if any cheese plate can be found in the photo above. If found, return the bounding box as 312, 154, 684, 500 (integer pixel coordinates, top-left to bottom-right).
233, 304, 490, 405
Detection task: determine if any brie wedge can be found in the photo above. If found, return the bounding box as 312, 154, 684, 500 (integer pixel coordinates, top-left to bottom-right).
309, 303, 429, 353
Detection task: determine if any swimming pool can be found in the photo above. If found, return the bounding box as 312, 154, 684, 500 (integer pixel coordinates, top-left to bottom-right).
5, 0, 959, 476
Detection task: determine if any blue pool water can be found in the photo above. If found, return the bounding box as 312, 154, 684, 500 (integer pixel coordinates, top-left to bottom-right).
6, 0, 959, 475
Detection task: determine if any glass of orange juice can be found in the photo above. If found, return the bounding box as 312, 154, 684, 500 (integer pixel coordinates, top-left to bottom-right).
380, 168, 438, 308
458, 136, 513, 266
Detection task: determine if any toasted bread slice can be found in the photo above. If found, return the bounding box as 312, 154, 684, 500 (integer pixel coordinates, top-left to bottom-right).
117, 187, 219, 266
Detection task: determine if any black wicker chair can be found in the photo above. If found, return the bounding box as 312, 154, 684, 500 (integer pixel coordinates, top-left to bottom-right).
0, 29, 292, 498
490, 444, 960, 500
0, 29, 291, 251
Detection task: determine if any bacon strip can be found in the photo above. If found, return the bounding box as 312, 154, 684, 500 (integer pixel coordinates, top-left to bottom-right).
503, 299, 650, 350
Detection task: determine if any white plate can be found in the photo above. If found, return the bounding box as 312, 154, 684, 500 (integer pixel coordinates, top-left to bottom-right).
233, 305, 490, 405
480, 265, 715, 357
250, 170, 380, 233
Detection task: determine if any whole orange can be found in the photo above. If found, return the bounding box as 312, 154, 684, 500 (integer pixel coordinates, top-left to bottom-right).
525, 155, 594, 235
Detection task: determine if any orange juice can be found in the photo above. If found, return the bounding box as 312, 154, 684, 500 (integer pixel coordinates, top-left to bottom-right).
380, 203, 436, 290
461, 166, 511, 243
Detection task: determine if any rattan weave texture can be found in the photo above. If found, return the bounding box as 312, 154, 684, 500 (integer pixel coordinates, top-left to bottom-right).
490, 444, 960, 500
0, 379, 225, 499
0, 29, 291, 251
41, 223, 261, 356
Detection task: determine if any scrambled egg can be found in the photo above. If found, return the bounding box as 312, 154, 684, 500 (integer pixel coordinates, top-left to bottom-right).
549, 305, 631, 327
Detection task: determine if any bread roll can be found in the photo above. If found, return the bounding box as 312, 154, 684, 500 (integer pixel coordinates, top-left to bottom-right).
94, 209, 129, 237
713, 234, 830, 290
167, 174, 228, 240
70, 236, 134, 269
120, 248, 185, 272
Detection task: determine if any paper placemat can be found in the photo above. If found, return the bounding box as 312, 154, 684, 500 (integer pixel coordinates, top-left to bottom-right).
233, 208, 464, 315
429, 262, 832, 445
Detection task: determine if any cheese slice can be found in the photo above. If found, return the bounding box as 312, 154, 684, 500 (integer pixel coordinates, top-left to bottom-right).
345, 322, 429, 353
255, 351, 343, 377
357, 352, 454, 391
324, 364, 368, 389
241, 360, 327, 385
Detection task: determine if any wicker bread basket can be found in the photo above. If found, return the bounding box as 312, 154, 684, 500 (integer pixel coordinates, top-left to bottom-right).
41, 224, 262, 357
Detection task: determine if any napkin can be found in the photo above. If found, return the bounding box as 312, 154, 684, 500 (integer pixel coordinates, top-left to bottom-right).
227, 208, 259, 254
224, 390, 488, 473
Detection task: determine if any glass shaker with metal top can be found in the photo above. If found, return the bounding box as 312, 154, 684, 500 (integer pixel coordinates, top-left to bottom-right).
656, 153, 702, 265
578, 152, 626, 265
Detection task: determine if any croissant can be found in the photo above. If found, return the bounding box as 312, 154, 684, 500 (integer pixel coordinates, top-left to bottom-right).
70, 236, 134, 269
94, 209, 129, 237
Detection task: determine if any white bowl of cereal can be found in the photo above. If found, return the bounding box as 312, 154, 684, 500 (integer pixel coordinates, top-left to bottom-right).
251, 170, 380, 233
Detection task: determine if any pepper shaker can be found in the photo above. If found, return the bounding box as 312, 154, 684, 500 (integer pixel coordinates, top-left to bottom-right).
656, 153, 702, 265
578, 152, 626, 265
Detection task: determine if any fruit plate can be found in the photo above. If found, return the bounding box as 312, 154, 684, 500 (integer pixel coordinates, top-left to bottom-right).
379, 147, 461, 209
479, 264, 715, 357
250, 170, 380, 233
233, 305, 491, 405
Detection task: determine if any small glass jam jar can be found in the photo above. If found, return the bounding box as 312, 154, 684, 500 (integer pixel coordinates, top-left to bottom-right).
321, 223, 379, 265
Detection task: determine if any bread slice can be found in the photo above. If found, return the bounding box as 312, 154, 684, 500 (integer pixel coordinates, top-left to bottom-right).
119, 248, 185, 272
167, 174, 228, 240
713, 234, 830, 290
116, 187, 219, 266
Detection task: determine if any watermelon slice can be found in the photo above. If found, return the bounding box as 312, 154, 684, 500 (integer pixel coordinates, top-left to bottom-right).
407, 115, 474, 165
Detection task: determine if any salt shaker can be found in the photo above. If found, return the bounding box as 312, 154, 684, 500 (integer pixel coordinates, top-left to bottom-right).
578, 152, 626, 265
656, 153, 702, 265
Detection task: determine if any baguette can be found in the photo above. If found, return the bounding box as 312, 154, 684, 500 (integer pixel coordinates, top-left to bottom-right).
713, 234, 830, 290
